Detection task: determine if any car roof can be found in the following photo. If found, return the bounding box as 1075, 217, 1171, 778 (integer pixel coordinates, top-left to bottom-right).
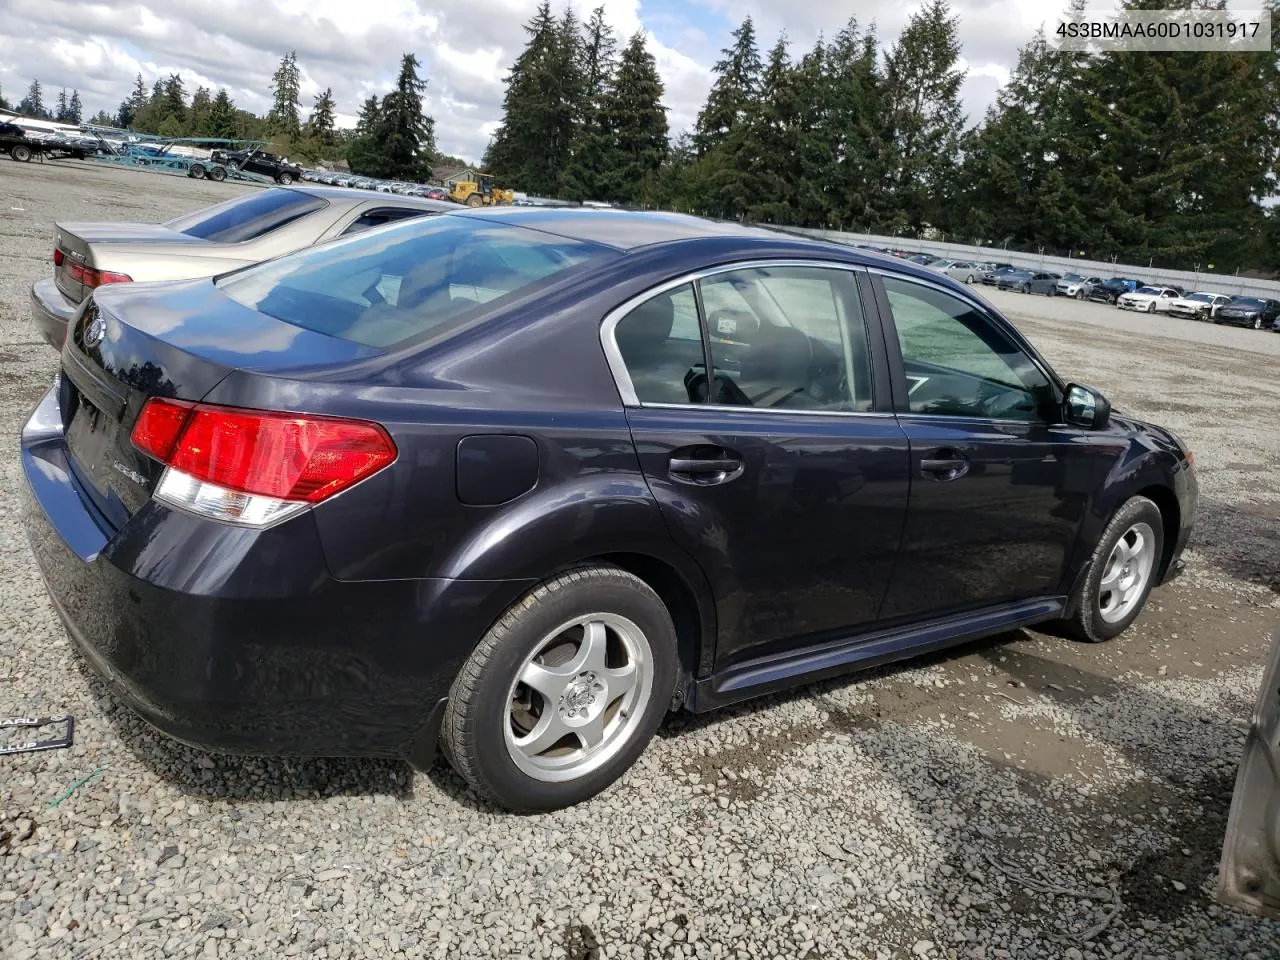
295, 186, 455, 212
444, 208, 962, 279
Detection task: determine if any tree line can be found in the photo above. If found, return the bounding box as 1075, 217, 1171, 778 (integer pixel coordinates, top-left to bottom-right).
5, 52, 461, 182
485, 0, 1280, 273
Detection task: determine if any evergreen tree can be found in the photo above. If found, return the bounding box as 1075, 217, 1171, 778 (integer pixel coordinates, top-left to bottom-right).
957, 9, 1091, 249
267, 51, 302, 138
693, 16, 761, 155
307, 88, 337, 145
375, 53, 437, 180
600, 31, 668, 205
117, 74, 147, 129
486, 1, 583, 195
205, 89, 238, 138
0, 85, 9, 111
55, 89, 69, 122
881, 0, 966, 233
188, 86, 212, 136
18, 79, 47, 119
67, 89, 83, 124
742, 35, 800, 223
562, 5, 618, 200
346, 95, 384, 175
87, 109, 115, 127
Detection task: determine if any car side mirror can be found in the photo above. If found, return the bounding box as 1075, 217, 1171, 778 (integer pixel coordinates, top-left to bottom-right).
1064, 383, 1111, 430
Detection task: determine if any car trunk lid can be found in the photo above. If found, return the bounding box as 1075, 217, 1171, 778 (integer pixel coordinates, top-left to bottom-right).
59, 279, 380, 530
53, 222, 205, 303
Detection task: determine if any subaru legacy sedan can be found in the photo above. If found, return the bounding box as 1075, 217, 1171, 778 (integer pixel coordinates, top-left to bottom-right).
21, 209, 1197, 811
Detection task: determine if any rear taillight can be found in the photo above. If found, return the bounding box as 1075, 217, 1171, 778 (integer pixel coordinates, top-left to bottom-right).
68, 262, 131, 289
131, 399, 397, 527
53, 249, 64, 267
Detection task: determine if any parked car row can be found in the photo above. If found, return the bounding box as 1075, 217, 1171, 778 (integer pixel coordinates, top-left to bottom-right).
300, 169, 449, 199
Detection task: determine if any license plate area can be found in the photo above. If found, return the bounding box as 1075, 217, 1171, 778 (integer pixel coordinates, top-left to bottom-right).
65, 390, 122, 496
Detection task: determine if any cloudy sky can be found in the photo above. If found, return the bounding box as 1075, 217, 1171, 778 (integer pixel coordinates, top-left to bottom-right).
4, 0, 1102, 163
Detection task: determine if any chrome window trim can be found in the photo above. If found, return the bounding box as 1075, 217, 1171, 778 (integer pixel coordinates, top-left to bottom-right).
866, 265, 1066, 400
599, 258, 874, 411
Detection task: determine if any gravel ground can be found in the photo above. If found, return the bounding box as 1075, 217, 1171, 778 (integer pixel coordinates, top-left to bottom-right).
1, 160, 1278, 960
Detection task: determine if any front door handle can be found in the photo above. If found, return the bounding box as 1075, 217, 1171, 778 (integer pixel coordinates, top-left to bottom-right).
920, 451, 969, 482
669, 452, 744, 485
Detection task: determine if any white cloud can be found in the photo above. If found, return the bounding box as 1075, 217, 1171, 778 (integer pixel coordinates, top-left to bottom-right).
1, 0, 1081, 163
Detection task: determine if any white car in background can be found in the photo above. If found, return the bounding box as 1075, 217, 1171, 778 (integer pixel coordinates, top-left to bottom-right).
1116, 286, 1181, 313
928, 260, 984, 283
1167, 291, 1230, 321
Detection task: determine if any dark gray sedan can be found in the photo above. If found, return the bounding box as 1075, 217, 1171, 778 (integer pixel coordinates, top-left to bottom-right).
995, 270, 1062, 295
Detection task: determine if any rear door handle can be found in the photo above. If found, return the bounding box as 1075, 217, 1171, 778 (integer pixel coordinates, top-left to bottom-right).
669, 453, 744, 485
920, 452, 969, 481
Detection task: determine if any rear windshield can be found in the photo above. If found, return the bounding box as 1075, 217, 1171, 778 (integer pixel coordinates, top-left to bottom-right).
164, 189, 327, 243
1229, 297, 1265, 307
217, 214, 612, 348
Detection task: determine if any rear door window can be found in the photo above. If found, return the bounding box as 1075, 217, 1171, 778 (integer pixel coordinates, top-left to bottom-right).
164, 189, 328, 243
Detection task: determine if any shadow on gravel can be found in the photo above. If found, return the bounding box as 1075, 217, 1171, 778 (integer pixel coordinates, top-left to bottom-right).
1194, 496, 1280, 595
72, 656, 415, 803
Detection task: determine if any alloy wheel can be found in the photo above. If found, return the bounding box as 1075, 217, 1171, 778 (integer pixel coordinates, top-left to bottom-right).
1098, 522, 1157, 624
503, 613, 653, 782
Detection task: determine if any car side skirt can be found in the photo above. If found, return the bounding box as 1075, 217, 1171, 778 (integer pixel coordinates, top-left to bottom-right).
687, 596, 1066, 712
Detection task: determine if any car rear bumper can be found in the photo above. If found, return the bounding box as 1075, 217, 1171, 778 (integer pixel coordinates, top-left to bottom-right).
1215, 315, 1260, 328
31, 278, 80, 351
20, 385, 531, 760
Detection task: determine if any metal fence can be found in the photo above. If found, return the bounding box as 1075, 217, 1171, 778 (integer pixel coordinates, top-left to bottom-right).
778, 227, 1280, 300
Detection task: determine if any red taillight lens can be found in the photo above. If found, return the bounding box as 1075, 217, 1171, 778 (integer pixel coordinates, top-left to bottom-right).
131, 397, 195, 462
53, 248, 64, 267
69, 262, 131, 289
132, 400, 397, 504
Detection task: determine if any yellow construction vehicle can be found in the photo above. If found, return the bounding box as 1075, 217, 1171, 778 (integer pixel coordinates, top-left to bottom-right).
447, 173, 514, 207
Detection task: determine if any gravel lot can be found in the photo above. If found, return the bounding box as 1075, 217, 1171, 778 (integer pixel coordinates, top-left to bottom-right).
2, 160, 1278, 960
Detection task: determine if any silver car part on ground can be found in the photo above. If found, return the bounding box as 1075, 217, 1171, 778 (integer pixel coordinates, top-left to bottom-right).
1218, 626, 1280, 918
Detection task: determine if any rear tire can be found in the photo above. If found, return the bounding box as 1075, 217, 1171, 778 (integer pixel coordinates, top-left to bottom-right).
208, 165, 227, 182
440, 565, 678, 811
1060, 496, 1164, 643
188, 162, 206, 180
467, 194, 483, 207
11, 144, 32, 162
276, 172, 294, 185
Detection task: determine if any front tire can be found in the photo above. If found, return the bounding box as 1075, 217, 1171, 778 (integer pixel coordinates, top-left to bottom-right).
1146, 301, 1156, 313
1019, 283, 1029, 294
1254, 315, 1264, 330
276, 172, 294, 185
208, 165, 227, 182
441, 565, 678, 811
1061, 496, 1164, 643
188, 162, 206, 180
11, 144, 32, 162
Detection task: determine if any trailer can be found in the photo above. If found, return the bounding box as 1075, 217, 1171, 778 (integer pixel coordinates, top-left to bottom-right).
0, 121, 95, 162
81, 128, 282, 184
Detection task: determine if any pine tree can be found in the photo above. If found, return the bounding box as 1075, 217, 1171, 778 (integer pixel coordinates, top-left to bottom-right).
0, 85, 9, 111
87, 109, 115, 127
486, 1, 583, 195
693, 16, 761, 155
205, 89, 239, 139
376, 54, 437, 180
54, 89, 69, 122
117, 74, 147, 129
267, 51, 302, 138
307, 88, 337, 145
881, 0, 966, 233
188, 87, 212, 136
562, 5, 618, 200
345, 95, 383, 174
19, 79, 47, 119
742, 35, 800, 223
600, 31, 668, 205
67, 90, 83, 124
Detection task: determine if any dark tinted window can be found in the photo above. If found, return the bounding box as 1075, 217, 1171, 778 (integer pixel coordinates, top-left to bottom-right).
884, 275, 1053, 421
699, 266, 873, 411
341, 208, 432, 237
614, 284, 704, 404
1230, 297, 1266, 307
219, 215, 612, 349
165, 189, 327, 243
